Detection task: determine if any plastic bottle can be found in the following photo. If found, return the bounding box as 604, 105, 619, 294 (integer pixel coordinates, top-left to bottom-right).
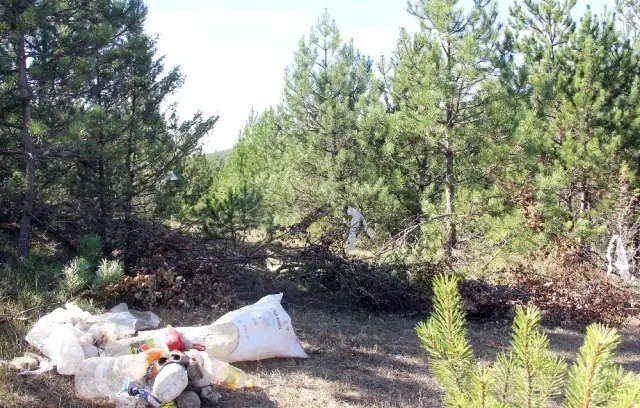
152, 363, 188, 403
75, 349, 166, 399
102, 333, 169, 356
140, 323, 239, 360
193, 350, 253, 390
124, 381, 162, 407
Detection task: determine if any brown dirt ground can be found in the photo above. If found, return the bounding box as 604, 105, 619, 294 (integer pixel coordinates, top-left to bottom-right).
0, 306, 639, 408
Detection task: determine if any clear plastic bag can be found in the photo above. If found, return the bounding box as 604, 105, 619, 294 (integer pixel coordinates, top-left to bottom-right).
607, 235, 632, 280
107, 303, 161, 331
24, 302, 161, 375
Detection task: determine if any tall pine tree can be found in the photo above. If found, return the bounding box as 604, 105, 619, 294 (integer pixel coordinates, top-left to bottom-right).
389, 0, 503, 259
282, 10, 374, 217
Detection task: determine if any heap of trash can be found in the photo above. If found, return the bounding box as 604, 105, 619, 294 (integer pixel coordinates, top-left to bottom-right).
4, 294, 308, 407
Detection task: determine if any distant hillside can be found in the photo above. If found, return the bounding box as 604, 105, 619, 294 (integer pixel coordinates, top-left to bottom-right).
205, 148, 232, 161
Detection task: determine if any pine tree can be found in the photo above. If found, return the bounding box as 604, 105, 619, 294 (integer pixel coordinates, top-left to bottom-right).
512, 5, 633, 245
389, 0, 503, 260
201, 183, 263, 247
220, 107, 304, 228
417, 274, 640, 407
63, 7, 216, 255
282, 10, 374, 215
415, 274, 475, 405
0, 0, 147, 258
155, 151, 224, 219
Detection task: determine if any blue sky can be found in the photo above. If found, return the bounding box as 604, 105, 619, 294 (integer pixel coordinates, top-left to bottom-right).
145, 0, 608, 153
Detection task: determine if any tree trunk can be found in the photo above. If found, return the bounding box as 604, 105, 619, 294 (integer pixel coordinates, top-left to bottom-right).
17, 33, 35, 260
444, 142, 456, 260
98, 133, 107, 241
579, 181, 589, 215
443, 38, 456, 262
416, 145, 429, 219
96, 63, 107, 244
578, 182, 589, 249
124, 89, 137, 269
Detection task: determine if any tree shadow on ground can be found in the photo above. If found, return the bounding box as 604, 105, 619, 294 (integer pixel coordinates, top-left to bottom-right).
220, 306, 640, 408
542, 324, 640, 373
227, 306, 442, 408
0, 365, 110, 407
211, 387, 278, 408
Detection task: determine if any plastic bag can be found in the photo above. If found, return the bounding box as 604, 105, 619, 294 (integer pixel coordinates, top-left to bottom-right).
84, 310, 138, 338
107, 303, 161, 331
24, 302, 161, 375
47, 323, 85, 375
607, 235, 632, 280
25, 305, 89, 374
25, 306, 82, 356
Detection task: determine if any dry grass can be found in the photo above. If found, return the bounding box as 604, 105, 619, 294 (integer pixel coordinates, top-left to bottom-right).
1, 305, 639, 407
221, 308, 440, 408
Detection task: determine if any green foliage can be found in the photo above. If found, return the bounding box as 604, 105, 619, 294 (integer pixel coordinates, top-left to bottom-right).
497, 306, 566, 407
417, 275, 640, 407
415, 274, 474, 403
278, 10, 377, 217
60, 255, 124, 297
155, 152, 224, 218
201, 183, 263, 245
94, 259, 124, 289
3, 0, 640, 271
0, 0, 217, 260
76, 234, 103, 264
60, 257, 92, 296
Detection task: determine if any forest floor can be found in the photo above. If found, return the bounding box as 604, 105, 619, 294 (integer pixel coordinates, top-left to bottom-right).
1, 304, 640, 408
1, 221, 640, 407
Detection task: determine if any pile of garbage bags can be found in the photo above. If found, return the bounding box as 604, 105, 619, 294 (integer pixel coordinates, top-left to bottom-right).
8, 294, 308, 407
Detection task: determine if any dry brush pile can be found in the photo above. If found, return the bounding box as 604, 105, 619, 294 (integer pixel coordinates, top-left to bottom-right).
14, 212, 637, 326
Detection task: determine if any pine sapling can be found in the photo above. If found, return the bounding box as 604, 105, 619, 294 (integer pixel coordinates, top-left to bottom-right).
505, 305, 567, 408
562, 324, 628, 408
415, 274, 474, 404
417, 274, 640, 407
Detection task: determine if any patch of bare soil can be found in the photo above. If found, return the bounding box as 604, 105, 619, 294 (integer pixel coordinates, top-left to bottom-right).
1, 306, 640, 407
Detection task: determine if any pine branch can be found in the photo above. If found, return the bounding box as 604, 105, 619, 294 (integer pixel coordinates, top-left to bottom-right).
416, 274, 475, 401
562, 324, 621, 408
492, 351, 518, 405
510, 305, 566, 408
605, 372, 640, 408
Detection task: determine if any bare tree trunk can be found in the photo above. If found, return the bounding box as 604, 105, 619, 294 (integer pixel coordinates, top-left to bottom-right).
579, 189, 588, 214
98, 135, 107, 240
416, 145, 429, 220
17, 33, 35, 260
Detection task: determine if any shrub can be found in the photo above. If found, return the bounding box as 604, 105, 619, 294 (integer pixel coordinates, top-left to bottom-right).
201, 183, 263, 245
94, 259, 124, 288
76, 234, 103, 264
60, 256, 124, 297
60, 257, 92, 296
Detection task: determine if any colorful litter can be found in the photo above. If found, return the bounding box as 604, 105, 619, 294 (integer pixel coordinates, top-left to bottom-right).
3, 294, 307, 407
